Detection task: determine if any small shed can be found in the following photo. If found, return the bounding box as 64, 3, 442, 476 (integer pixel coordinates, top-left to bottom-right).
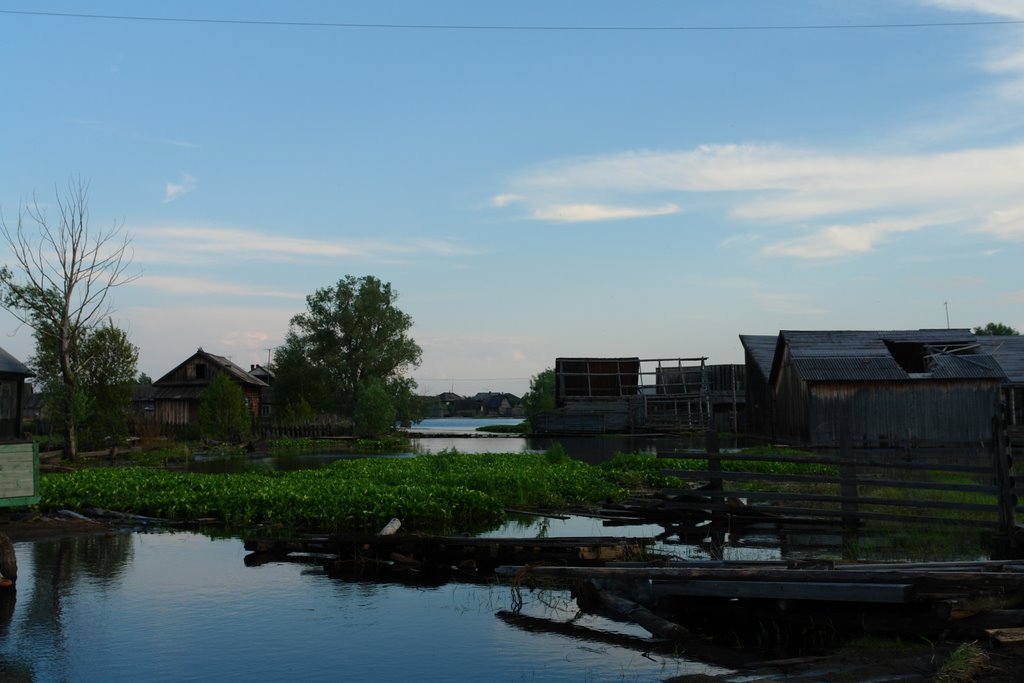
0, 345, 39, 508
767, 329, 1005, 447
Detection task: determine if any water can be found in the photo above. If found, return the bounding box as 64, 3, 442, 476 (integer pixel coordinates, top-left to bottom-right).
191, 418, 714, 473
0, 522, 732, 682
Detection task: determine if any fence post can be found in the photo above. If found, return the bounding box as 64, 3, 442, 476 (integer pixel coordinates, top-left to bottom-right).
993, 415, 1016, 545
839, 420, 858, 529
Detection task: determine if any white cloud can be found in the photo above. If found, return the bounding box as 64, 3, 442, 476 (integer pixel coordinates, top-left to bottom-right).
530, 203, 680, 223
495, 142, 1024, 256
762, 217, 934, 259
492, 194, 524, 207
163, 174, 197, 203
980, 204, 1024, 239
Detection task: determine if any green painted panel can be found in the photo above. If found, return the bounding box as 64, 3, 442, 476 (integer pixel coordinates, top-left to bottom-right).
0, 442, 40, 507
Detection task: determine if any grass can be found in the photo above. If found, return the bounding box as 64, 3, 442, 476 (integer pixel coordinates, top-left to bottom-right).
935, 642, 989, 683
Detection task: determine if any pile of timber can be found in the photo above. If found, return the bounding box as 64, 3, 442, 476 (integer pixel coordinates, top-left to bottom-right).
243, 532, 655, 581
496, 559, 1024, 651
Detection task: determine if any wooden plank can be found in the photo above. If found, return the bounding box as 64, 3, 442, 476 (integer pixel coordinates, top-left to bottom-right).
661, 469, 998, 494
657, 451, 993, 475
649, 580, 913, 603
985, 627, 1024, 645
661, 488, 999, 513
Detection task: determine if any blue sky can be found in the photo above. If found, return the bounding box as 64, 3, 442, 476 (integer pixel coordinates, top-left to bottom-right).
2, 1, 1023, 396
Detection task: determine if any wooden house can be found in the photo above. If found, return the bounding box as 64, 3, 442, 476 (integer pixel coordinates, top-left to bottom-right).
152, 348, 268, 426
0, 346, 34, 441
763, 329, 1005, 447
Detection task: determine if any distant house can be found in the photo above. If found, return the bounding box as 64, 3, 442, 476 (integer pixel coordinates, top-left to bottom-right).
0, 346, 34, 441
152, 348, 268, 426
472, 392, 522, 417
248, 364, 275, 419
749, 329, 1005, 447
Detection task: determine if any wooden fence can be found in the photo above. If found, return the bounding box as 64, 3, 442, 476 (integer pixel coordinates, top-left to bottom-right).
659, 422, 1021, 543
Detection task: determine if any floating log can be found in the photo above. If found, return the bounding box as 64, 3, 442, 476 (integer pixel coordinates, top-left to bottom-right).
589, 584, 689, 641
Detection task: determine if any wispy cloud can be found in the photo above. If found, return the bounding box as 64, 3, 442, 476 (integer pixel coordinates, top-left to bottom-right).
135, 275, 303, 300
133, 224, 482, 265
163, 174, 197, 203
494, 142, 1024, 257
530, 203, 680, 223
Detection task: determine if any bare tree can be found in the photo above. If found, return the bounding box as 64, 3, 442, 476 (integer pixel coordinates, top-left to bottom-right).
0, 179, 138, 459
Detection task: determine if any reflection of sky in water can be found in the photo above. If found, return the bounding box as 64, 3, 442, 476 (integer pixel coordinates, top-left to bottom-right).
2, 531, 732, 682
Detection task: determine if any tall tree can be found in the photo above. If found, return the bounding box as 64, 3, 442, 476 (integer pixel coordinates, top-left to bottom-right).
973, 322, 1020, 336
275, 275, 422, 424
0, 180, 137, 459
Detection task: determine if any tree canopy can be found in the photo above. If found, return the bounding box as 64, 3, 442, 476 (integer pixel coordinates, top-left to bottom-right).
973, 322, 1020, 336
274, 275, 422, 428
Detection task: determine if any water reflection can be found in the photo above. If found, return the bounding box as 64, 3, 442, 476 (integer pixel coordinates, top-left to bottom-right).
0, 530, 727, 682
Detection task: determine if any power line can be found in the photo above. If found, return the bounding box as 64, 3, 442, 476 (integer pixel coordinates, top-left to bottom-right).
2, 9, 1023, 32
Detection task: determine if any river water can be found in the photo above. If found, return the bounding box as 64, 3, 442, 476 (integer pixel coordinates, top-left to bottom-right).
2, 420, 738, 682
1, 521, 731, 682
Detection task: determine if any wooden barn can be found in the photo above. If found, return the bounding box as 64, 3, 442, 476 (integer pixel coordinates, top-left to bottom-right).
739, 334, 778, 440
152, 348, 268, 426
755, 329, 1005, 447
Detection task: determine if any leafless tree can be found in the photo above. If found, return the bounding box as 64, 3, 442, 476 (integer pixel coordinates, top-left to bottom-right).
0, 179, 139, 459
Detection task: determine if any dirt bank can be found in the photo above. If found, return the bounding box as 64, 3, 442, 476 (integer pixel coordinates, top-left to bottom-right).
0, 512, 121, 543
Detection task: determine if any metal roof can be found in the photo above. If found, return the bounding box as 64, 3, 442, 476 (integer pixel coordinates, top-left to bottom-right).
975, 336, 1024, 384
0, 345, 34, 378
769, 329, 1002, 384
739, 335, 777, 381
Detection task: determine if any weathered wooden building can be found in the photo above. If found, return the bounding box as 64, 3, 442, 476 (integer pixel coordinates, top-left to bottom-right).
976, 335, 1024, 427
757, 329, 1005, 447
152, 348, 267, 426
535, 357, 711, 434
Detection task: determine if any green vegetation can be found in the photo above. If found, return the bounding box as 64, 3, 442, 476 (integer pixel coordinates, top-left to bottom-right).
475, 423, 527, 434
40, 451, 627, 533
198, 372, 251, 442
972, 321, 1019, 336
935, 642, 988, 683
521, 368, 555, 428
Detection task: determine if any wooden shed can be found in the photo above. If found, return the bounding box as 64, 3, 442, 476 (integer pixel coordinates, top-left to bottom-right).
152, 348, 268, 426
766, 330, 1005, 447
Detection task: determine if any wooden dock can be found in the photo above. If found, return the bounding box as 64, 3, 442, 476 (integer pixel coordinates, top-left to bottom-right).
495, 558, 1024, 651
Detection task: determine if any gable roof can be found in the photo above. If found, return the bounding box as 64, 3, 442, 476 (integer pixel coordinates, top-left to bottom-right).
739, 334, 777, 382
0, 345, 34, 378
768, 329, 1005, 384
153, 347, 268, 388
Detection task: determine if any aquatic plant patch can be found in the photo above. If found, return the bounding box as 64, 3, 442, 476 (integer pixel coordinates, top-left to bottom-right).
39, 451, 627, 533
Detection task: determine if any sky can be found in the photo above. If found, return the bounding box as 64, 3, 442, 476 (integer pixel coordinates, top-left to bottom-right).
2, 1, 1023, 397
